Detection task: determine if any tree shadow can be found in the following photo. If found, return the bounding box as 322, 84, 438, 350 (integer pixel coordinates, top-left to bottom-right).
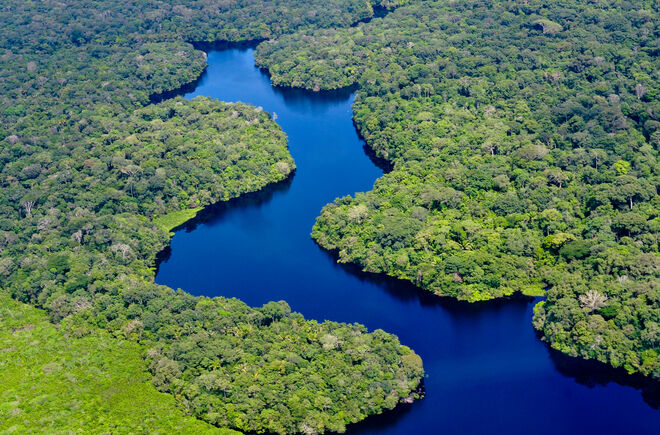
150, 39, 264, 103
190, 39, 264, 53
257, 64, 359, 111
547, 347, 660, 409
317, 244, 537, 314
344, 379, 424, 435
154, 174, 294, 272
149, 66, 210, 103
351, 4, 392, 28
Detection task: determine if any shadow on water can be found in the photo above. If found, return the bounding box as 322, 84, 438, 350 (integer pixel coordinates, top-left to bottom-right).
190, 39, 264, 53
547, 348, 660, 409
345, 381, 425, 435
319, 245, 538, 312
357, 128, 394, 173
151, 40, 263, 103
149, 67, 209, 104
266, 80, 358, 105
345, 402, 416, 435
180, 174, 294, 234
154, 174, 295, 272
351, 5, 391, 27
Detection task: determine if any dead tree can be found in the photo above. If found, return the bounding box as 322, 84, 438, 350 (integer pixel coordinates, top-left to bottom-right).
22, 200, 35, 217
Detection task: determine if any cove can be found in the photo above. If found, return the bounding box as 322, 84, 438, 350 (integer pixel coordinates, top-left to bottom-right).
155, 46, 660, 433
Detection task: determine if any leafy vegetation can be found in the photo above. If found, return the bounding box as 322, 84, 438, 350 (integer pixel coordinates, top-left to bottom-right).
0, 292, 229, 434
0, 0, 423, 433
255, 0, 660, 377
154, 207, 204, 233
143, 295, 423, 433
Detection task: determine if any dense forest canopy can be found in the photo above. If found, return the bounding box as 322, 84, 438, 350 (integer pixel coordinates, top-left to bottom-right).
256, 0, 660, 378
0, 1, 423, 433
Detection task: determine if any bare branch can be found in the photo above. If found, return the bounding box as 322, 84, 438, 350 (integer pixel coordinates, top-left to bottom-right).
579, 290, 608, 312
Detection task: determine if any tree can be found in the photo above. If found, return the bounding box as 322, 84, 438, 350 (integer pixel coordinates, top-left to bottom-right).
611, 213, 647, 237
612, 176, 654, 209
579, 290, 608, 312
22, 199, 35, 217
347, 204, 369, 223
111, 243, 132, 259
533, 19, 563, 35
613, 160, 631, 175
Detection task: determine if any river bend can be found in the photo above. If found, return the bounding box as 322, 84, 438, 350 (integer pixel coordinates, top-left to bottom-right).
156, 46, 659, 434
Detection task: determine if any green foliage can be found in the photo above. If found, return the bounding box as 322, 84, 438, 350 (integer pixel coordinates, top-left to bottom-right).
144, 295, 423, 433
256, 0, 660, 377
0, 0, 423, 432
559, 240, 591, 261
0, 293, 228, 434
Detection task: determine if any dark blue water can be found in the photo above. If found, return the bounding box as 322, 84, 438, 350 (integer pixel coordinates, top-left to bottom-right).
156, 47, 660, 434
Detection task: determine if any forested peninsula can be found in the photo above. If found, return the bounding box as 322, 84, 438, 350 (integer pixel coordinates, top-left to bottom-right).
256, 0, 660, 379
0, 1, 423, 433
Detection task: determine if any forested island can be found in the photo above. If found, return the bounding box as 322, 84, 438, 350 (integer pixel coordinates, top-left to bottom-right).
0, 1, 423, 433
0, 0, 658, 433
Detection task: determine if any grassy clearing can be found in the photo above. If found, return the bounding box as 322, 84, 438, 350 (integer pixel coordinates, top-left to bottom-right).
521, 284, 546, 297
153, 207, 204, 233
0, 293, 237, 434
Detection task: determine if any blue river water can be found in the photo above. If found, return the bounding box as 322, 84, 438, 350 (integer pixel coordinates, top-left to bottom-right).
155, 46, 659, 434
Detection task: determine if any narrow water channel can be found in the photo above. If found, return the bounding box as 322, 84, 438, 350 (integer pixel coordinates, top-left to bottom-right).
155, 46, 659, 433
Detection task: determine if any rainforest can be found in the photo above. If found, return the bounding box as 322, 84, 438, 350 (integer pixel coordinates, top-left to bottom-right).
0, 0, 658, 433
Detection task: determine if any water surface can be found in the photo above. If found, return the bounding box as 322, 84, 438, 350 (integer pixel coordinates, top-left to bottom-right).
156, 47, 659, 434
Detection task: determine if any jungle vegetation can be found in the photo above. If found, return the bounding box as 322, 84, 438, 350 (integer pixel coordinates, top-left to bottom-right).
255, 0, 660, 378
0, 292, 231, 434
0, 1, 423, 433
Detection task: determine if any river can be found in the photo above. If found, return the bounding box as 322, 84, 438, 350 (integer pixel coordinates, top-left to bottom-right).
155, 46, 659, 434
